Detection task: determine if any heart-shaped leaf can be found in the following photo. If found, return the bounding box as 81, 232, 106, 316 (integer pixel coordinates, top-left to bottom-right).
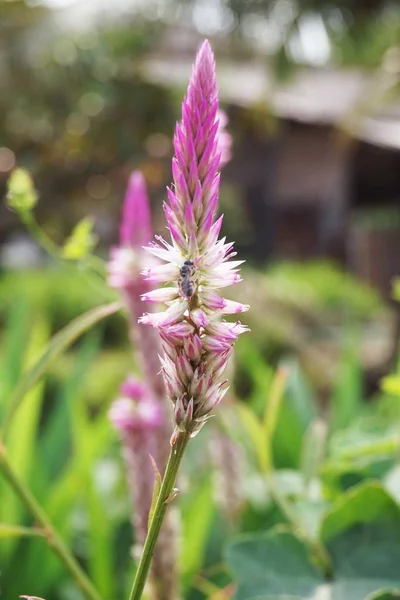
226, 529, 324, 600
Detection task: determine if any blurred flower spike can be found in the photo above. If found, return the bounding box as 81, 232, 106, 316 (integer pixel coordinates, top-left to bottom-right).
109, 377, 180, 600
108, 171, 155, 291
6, 168, 38, 213
139, 40, 249, 437
109, 377, 163, 433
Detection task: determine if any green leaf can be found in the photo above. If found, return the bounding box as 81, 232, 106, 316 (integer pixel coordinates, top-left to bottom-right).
330, 335, 363, 433
331, 542, 400, 600
322, 482, 400, 600
63, 217, 98, 259
263, 368, 288, 471
235, 402, 268, 473
273, 362, 317, 469
364, 590, 400, 600
320, 481, 400, 544
225, 529, 324, 600
6, 168, 38, 212
0, 523, 44, 539
0, 297, 31, 418
181, 476, 215, 583
1, 301, 121, 436
0, 315, 49, 549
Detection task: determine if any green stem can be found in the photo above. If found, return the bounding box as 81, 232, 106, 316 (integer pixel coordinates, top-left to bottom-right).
0, 443, 102, 600
20, 211, 60, 261
128, 430, 190, 600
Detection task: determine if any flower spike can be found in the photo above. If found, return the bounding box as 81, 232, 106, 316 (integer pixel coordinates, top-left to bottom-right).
140, 40, 249, 437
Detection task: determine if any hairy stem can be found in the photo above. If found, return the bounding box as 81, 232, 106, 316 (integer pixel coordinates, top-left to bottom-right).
0, 442, 102, 600
128, 430, 190, 600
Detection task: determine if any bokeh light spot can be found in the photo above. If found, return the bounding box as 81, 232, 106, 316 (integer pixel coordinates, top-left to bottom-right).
79, 92, 105, 117
144, 133, 171, 158
0, 147, 16, 173
66, 113, 90, 136
86, 175, 110, 200
53, 39, 77, 66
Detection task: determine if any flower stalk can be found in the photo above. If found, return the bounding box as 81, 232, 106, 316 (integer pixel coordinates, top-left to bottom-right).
127, 431, 190, 600
127, 38, 248, 600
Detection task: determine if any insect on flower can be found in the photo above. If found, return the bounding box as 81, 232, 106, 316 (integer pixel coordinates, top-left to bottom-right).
140, 40, 249, 436
179, 260, 196, 298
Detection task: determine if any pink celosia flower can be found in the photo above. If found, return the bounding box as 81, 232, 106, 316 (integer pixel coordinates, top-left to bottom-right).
108, 171, 167, 402
140, 40, 249, 436
109, 377, 163, 547
108, 176, 180, 598
108, 171, 152, 290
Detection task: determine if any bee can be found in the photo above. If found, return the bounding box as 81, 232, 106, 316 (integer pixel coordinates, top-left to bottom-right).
179, 259, 196, 298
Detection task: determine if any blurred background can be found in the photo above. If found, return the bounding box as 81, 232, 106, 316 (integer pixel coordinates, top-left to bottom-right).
1, 0, 400, 390
1, 0, 400, 598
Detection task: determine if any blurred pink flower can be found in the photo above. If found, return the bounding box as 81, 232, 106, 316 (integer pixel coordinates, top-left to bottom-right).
108, 174, 180, 598
109, 378, 180, 600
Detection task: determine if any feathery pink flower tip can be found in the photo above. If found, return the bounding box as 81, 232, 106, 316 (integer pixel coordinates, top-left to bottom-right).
140, 40, 248, 437
120, 171, 152, 248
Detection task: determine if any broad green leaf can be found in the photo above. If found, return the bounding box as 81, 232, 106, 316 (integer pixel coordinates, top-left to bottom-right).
6, 168, 38, 212
0, 523, 44, 538
225, 529, 324, 600
63, 217, 98, 259
331, 542, 400, 600
322, 482, 400, 600
1, 301, 121, 436
364, 590, 400, 600
320, 481, 400, 544
227, 526, 400, 600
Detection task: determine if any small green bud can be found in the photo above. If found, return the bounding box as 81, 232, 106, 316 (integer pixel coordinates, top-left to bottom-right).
6, 168, 38, 212
63, 216, 98, 259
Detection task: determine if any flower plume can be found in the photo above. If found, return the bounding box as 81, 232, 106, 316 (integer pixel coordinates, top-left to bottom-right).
140, 40, 249, 437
